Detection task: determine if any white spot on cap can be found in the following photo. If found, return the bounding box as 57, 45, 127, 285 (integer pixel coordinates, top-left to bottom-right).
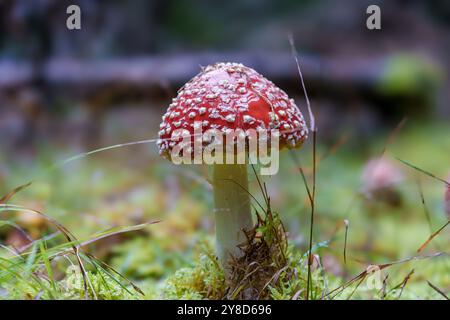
209, 112, 220, 119
193, 122, 202, 129
243, 115, 255, 124
269, 112, 279, 122
221, 95, 231, 103
225, 114, 236, 123
169, 111, 180, 119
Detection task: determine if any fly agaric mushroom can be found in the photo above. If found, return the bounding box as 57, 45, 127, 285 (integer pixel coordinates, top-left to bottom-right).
157, 62, 308, 269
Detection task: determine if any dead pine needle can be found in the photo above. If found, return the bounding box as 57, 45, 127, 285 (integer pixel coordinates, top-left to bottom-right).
416, 178, 433, 233
393, 269, 414, 299
0, 182, 33, 204
417, 220, 450, 253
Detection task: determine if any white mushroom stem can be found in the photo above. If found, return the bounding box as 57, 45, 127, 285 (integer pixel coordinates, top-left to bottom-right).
213, 163, 253, 271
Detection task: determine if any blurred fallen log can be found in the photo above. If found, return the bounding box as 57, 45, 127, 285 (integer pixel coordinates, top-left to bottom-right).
0, 52, 443, 150
1, 52, 440, 116
0, 52, 382, 98
0, 60, 34, 90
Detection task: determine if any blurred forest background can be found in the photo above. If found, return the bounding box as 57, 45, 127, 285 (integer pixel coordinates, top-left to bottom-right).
0, 0, 449, 300
0, 0, 449, 156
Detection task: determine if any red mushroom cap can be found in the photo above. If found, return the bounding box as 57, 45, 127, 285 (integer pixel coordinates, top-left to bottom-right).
157, 62, 308, 159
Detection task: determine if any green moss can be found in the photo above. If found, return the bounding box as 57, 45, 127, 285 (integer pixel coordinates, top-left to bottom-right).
111, 237, 189, 279
161, 239, 226, 300
161, 233, 328, 300
61, 266, 135, 300
268, 250, 327, 300
0, 261, 139, 300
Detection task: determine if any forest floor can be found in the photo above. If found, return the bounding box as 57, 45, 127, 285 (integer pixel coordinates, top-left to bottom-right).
0, 120, 449, 300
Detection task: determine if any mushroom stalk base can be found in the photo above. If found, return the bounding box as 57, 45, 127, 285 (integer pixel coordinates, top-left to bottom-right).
213, 164, 253, 271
